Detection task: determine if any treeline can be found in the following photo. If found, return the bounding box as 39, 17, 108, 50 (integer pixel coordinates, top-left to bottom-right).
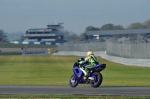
86, 19, 150, 31
0, 30, 7, 42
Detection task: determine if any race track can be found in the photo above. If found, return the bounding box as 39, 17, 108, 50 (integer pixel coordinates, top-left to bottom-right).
0, 85, 150, 96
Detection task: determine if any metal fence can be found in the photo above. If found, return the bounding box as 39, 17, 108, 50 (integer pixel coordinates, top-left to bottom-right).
56, 40, 106, 52
0, 48, 52, 54
0, 48, 22, 53
106, 39, 150, 59
2, 38, 150, 59
56, 38, 150, 59
22, 48, 48, 54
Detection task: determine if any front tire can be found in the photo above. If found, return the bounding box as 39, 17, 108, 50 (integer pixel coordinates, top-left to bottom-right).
90, 72, 103, 88
69, 74, 78, 88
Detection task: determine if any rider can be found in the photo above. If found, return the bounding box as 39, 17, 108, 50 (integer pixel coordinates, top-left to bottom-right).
78, 50, 99, 77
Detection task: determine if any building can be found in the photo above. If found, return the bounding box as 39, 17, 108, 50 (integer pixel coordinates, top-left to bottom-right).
13, 23, 69, 45
86, 29, 150, 40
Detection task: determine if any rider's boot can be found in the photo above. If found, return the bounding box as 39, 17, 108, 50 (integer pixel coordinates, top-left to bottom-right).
79, 67, 89, 80
83, 71, 89, 80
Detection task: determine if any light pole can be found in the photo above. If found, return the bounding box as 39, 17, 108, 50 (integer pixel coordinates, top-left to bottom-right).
25, 46, 27, 54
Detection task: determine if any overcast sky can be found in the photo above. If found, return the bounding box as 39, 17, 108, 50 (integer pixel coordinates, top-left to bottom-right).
0, 0, 150, 35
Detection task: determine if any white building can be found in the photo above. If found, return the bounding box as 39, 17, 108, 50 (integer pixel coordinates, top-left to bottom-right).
19, 23, 69, 45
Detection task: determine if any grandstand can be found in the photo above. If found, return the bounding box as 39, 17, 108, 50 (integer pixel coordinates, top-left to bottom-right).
11, 23, 69, 45
86, 29, 150, 40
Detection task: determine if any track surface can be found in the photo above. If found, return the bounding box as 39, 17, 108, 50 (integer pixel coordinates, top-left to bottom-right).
0, 85, 150, 96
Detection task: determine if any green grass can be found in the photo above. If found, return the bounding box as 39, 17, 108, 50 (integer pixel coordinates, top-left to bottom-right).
0, 55, 150, 86
0, 94, 150, 99
0, 55, 150, 98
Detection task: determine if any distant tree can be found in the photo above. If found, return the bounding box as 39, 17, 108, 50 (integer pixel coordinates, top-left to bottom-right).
69, 32, 79, 41
79, 32, 86, 41
0, 29, 8, 41
127, 22, 145, 29
86, 26, 100, 31
115, 25, 125, 30
19, 35, 25, 41
143, 19, 150, 28
100, 23, 115, 30
113, 25, 126, 38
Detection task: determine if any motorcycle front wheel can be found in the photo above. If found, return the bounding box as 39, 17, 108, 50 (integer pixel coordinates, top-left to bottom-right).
69, 74, 78, 88
90, 72, 103, 88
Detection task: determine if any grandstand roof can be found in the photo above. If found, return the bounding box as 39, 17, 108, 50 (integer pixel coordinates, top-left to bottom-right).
86, 29, 150, 35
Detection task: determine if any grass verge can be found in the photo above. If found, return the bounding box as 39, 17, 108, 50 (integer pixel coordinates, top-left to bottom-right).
0, 55, 150, 98
0, 55, 150, 86
0, 94, 150, 99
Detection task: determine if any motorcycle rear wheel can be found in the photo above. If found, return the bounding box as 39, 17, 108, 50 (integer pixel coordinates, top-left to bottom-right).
90, 72, 103, 88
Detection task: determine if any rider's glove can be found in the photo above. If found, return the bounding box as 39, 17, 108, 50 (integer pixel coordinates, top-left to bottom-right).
76, 62, 79, 65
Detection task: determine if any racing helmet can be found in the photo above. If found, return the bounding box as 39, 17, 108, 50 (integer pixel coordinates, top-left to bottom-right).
87, 50, 94, 56
78, 58, 84, 62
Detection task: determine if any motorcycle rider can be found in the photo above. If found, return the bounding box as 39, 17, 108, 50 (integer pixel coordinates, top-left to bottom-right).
78, 50, 99, 78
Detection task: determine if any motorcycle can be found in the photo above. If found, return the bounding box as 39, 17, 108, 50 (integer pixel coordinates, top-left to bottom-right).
69, 58, 106, 88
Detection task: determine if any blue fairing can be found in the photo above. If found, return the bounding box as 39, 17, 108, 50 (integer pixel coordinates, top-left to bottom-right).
73, 65, 83, 77
92, 63, 106, 70
73, 65, 85, 83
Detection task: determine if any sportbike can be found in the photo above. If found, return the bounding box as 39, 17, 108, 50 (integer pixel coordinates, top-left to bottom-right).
69, 58, 106, 88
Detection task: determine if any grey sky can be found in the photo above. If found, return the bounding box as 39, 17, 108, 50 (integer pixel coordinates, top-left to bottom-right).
0, 0, 150, 35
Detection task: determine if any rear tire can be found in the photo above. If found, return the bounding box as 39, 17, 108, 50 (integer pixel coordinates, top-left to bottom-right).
69, 74, 78, 88
90, 72, 103, 88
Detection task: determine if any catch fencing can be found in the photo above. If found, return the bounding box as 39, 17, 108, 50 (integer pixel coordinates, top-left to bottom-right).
0, 48, 55, 54
1, 39, 150, 59
0, 48, 21, 53
106, 39, 150, 59
56, 40, 106, 52
56, 39, 150, 59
